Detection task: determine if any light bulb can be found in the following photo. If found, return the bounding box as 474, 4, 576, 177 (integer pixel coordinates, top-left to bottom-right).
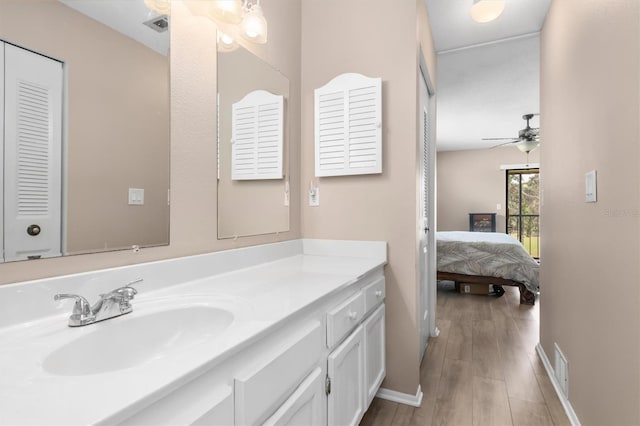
209, 0, 243, 25
470, 0, 505, 23
242, 4, 267, 44
217, 31, 238, 52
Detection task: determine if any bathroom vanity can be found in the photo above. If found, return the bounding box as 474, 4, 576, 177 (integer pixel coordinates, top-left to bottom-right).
0, 239, 386, 425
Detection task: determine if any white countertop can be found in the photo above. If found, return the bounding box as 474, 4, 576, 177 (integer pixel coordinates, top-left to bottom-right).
0, 242, 385, 425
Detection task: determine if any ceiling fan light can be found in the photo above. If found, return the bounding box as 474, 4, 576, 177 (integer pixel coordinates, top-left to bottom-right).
242, 3, 268, 44
470, 0, 505, 23
516, 139, 539, 154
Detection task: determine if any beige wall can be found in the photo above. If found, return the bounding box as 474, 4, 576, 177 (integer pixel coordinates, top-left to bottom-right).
540, 1, 640, 424
301, 0, 437, 395
217, 48, 289, 238
0, 0, 170, 254
0, 0, 302, 284
437, 147, 540, 232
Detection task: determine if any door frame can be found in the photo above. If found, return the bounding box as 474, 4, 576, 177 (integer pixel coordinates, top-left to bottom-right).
418, 51, 438, 362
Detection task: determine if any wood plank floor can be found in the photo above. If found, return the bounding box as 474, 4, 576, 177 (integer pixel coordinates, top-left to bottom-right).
360, 283, 570, 426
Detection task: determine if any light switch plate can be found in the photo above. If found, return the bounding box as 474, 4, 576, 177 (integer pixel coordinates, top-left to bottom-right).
585, 170, 597, 203
129, 188, 144, 205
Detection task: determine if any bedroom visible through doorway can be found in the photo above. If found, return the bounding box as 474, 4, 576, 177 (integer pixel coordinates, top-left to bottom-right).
506, 169, 540, 258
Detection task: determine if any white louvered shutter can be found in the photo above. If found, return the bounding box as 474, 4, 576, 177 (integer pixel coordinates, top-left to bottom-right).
231, 90, 284, 180
3, 44, 63, 261
314, 73, 382, 177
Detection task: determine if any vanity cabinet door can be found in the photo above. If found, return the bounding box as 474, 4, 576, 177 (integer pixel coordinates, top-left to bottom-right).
327, 325, 365, 426
262, 367, 324, 426
363, 304, 385, 407
235, 322, 322, 425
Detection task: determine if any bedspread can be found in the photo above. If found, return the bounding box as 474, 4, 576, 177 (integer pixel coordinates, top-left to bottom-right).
436, 231, 539, 294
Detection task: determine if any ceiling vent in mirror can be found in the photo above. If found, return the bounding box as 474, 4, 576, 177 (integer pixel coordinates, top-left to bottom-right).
143, 15, 169, 33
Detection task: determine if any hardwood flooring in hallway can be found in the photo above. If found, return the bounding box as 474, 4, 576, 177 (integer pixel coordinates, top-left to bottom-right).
360, 283, 570, 426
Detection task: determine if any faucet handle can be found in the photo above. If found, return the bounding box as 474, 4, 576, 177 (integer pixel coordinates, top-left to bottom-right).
125, 278, 143, 287
54, 294, 91, 315
112, 286, 137, 300
54, 294, 95, 326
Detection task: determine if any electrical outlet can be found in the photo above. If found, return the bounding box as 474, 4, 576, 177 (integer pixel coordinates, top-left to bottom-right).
309, 187, 320, 206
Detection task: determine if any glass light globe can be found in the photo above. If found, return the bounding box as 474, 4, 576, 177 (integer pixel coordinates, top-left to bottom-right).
470, 0, 505, 23
242, 4, 267, 44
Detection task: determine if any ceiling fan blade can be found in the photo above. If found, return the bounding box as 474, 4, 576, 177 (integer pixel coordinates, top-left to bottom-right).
490, 140, 519, 149
482, 137, 518, 141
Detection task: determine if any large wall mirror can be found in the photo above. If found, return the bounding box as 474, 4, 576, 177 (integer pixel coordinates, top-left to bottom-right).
217, 43, 290, 239
0, 0, 170, 262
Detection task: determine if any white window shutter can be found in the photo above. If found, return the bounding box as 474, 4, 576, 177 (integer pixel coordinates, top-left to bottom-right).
231, 90, 284, 180
314, 73, 382, 177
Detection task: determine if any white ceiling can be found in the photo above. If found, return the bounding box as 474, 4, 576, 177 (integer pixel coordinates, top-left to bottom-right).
425, 0, 551, 151
59, 0, 169, 55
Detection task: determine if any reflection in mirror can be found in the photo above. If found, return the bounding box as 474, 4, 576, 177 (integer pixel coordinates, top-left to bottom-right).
0, 0, 170, 262
217, 43, 290, 239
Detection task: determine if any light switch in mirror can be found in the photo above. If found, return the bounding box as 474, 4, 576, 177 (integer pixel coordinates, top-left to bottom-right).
217, 43, 290, 239
0, 0, 170, 262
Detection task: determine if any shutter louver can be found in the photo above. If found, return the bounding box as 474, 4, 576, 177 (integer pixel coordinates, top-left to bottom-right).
315, 73, 382, 177
231, 90, 283, 180
16, 81, 51, 216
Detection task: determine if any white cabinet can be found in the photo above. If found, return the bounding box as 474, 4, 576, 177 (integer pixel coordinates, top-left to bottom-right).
235, 322, 321, 425
119, 383, 234, 426
263, 367, 325, 426
363, 304, 385, 406
327, 325, 366, 426
326, 290, 364, 347
120, 272, 384, 426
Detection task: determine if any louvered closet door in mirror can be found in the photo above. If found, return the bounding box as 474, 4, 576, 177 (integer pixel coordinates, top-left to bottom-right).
3, 44, 63, 262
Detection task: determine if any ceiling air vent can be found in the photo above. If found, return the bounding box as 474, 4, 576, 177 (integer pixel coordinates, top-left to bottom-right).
143, 15, 169, 33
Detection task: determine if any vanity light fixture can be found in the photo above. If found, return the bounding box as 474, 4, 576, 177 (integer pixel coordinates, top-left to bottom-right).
209, 0, 244, 24
241, 0, 268, 44
470, 0, 505, 23
144, 0, 171, 15
217, 31, 239, 52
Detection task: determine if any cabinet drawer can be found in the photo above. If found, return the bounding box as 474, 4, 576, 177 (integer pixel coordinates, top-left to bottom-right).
327, 291, 365, 348
363, 276, 385, 315
235, 321, 321, 425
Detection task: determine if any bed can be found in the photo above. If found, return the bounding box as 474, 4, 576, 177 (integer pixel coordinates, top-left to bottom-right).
436, 231, 539, 305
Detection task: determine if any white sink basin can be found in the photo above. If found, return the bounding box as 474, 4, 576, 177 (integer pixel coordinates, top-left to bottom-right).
43, 305, 234, 376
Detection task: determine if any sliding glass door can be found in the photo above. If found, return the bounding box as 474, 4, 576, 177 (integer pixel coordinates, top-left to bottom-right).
507, 169, 540, 258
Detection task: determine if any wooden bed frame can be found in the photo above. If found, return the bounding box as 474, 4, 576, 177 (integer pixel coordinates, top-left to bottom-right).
437, 271, 536, 305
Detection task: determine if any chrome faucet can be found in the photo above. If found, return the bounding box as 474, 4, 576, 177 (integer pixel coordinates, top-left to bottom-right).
54, 279, 142, 327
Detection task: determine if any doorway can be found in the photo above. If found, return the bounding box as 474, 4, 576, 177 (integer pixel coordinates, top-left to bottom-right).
418, 58, 437, 360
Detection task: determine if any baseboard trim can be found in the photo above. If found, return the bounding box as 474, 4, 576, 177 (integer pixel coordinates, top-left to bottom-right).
536, 343, 581, 426
376, 384, 423, 407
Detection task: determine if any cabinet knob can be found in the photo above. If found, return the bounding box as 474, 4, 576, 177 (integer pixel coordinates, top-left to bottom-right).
348, 311, 357, 320
375, 290, 383, 298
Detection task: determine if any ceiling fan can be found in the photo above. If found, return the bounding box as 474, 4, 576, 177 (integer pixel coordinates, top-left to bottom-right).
484, 113, 540, 153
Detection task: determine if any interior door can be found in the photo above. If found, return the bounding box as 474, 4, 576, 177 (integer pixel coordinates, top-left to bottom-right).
418, 68, 431, 359
3, 43, 63, 261
0, 43, 5, 262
